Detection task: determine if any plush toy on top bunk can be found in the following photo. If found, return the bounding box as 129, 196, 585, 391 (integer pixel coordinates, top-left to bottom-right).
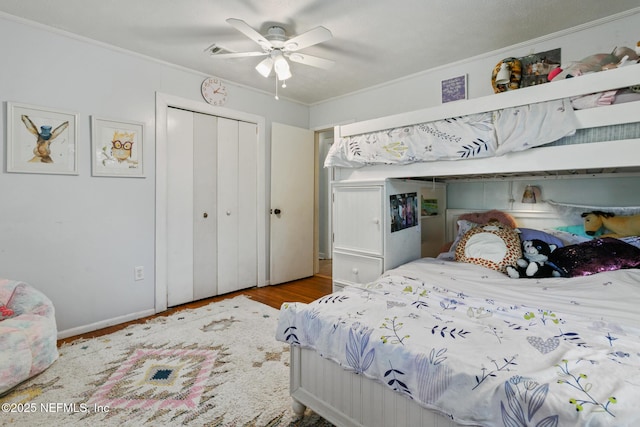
548, 46, 639, 81
545, 45, 640, 109
581, 211, 640, 238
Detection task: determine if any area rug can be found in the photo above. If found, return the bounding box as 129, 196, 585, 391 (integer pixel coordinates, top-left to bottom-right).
0, 295, 332, 426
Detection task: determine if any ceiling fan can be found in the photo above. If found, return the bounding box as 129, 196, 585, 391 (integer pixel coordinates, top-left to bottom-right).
208, 18, 335, 84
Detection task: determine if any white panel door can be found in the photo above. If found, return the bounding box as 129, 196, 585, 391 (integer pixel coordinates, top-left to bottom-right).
193, 113, 218, 300
217, 118, 258, 294
217, 118, 240, 294
270, 123, 314, 285
167, 107, 195, 306
237, 121, 258, 289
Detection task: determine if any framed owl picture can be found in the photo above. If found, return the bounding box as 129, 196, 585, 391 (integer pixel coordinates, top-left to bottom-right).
91, 117, 144, 177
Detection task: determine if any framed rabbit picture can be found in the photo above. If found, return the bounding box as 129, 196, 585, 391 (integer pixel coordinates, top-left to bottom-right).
91, 116, 145, 178
6, 102, 78, 174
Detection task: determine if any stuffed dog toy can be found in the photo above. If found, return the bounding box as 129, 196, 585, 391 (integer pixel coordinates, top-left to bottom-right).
506, 239, 562, 279
581, 211, 640, 238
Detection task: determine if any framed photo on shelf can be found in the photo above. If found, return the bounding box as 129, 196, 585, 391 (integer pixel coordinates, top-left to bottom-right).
6, 102, 78, 174
390, 192, 418, 233
91, 116, 145, 177
520, 48, 561, 87
441, 74, 467, 103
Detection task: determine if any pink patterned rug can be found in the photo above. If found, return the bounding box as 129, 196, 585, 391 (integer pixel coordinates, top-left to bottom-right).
0, 296, 332, 426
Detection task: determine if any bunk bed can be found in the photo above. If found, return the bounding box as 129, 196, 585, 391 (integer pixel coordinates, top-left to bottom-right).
276, 64, 640, 427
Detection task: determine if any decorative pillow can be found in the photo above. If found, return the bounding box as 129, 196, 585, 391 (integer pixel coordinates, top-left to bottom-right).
444, 211, 519, 256
517, 228, 564, 248
549, 237, 640, 277
555, 224, 601, 239
543, 229, 590, 246
0, 304, 15, 320
455, 223, 522, 273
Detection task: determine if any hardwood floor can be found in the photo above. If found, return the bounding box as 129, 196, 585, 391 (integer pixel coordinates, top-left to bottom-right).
57, 274, 332, 347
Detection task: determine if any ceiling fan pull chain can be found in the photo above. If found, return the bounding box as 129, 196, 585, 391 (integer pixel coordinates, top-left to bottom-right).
275, 75, 279, 100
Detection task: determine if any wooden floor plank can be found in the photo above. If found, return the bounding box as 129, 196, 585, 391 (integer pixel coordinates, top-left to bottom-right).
57, 274, 332, 346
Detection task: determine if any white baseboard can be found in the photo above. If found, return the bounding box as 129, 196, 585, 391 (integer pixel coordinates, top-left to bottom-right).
57, 308, 156, 339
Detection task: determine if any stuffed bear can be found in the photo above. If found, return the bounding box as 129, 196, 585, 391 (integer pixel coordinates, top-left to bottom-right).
506, 239, 562, 279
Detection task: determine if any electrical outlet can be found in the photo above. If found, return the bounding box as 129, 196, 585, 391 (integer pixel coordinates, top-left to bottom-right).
134, 266, 144, 281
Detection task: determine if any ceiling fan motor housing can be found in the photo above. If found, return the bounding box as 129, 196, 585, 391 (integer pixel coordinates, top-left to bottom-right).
266, 26, 287, 49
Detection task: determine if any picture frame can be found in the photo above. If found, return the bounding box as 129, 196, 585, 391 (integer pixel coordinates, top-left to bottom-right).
390, 192, 418, 233
441, 74, 467, 103
6, 102, 78, 174
91, 116, 144, 177
519, 48, 561, 87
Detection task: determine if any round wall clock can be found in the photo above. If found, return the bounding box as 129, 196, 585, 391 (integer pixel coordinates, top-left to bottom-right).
201, 77, 228, 106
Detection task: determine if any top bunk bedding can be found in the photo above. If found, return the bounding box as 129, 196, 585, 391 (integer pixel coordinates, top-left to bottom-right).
326, 64, 640, 172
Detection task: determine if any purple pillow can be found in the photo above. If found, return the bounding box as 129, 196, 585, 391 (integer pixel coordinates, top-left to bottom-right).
518, 228, 564, 248
549, 237, 640, 277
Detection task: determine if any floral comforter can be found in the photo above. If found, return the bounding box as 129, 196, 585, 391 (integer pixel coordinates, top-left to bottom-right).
325, 98, 578, 168
276, 258, 640, 426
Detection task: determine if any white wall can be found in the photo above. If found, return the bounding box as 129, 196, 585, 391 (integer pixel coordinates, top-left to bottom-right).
0, 14, 308, 336
309, 10, 640, 129
446, 176, 640, 214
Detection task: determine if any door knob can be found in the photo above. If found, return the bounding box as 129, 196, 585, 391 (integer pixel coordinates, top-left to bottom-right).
274, 208, 282, 215
203, 212, 208, 218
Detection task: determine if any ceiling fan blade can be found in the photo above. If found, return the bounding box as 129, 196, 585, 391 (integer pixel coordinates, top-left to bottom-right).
226, 18, 273, 50
283, 26, 332, 51
287, 52, 335, 69
209, 51, 268, 59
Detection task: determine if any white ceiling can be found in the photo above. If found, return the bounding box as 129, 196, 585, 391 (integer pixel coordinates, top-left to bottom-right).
1, 0, 638, 105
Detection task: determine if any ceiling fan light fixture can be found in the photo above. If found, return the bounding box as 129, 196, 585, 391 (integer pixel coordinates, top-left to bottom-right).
273, 52, 292, 81
255, 56, 273, 78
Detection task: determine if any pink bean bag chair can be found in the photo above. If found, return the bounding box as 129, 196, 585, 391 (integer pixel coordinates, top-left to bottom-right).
0, 279, 58, 395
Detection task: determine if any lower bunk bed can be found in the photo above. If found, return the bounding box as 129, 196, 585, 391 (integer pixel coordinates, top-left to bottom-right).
277, 252, 640, 426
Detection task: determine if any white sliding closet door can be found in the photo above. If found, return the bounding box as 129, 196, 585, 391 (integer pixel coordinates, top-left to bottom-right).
166, 109, 258, 307
236, 121, 258, 290
216, 118, 258, 294
217, 118, 238, 295
167, 108, 195, 306
193, 113, 218, 300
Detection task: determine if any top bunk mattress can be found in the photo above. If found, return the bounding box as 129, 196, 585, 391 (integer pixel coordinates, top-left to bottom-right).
326, 64, 640, 172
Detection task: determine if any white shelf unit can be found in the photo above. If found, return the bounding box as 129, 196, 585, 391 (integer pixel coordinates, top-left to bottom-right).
332, 179, 422, 292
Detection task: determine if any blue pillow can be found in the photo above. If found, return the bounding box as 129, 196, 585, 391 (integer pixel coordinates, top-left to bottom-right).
518, 228, 565, 248
555, 225, 602, 239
